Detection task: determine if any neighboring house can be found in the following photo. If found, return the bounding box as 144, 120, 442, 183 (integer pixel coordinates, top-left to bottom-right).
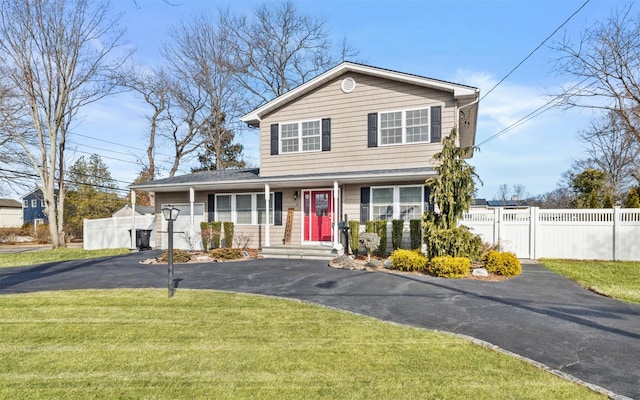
112, 204, 155, 218
130, 62, 479, 255
0, 199, 23, 228
22, 189, 49, 226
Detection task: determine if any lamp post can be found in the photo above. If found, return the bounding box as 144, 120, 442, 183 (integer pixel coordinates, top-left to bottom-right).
162, 205, 180, 298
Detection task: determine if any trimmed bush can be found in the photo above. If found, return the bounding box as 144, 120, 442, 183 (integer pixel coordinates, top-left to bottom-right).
348, 220, 360, 255
200, 222, 210, 251
210, 221, 222, 249
389, 249, 427, 272
429, 256, 471, 278
410, 219, 422, 250
423, 223, 481, 260
160, 249, 192, 263
391, 219, 403, 250
209, 248, 243, 260
365, 220, 375, 233
223, 222, 234, 248
482, 251, 522, 277
375, 220, 387, 255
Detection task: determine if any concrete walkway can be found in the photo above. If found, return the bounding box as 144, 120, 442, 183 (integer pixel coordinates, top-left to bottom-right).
0, 252, 638, 399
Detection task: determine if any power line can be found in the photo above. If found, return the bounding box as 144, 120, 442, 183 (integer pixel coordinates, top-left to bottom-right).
480, 0, 590, 102
0, 167, 131, 193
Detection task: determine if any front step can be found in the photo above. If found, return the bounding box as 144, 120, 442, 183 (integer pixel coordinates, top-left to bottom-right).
259, 245, 343, 261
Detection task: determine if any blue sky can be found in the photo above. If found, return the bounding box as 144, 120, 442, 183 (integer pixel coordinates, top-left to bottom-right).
62, 0, 635, 201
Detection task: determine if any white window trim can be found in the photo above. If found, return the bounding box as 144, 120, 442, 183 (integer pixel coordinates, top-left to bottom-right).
31, 199, 38, 208
279, 119, 322, 154
215, 192, 275, 225
23, 200, 28, 208
378, 107, 431, 146
370, 185, 424, 221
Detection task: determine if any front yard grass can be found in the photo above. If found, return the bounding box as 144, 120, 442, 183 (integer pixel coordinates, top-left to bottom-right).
540, 259, 640, 304
0, 247, 130, 268
0, 289, 604, 399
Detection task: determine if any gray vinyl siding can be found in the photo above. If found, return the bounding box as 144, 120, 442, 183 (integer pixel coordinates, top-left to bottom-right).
259, 72, 455, 177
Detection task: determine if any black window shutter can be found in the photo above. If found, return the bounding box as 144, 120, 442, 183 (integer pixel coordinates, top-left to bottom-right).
360, 187, 370, 223
424, 186, 434, 213
207, 194, 215, 221
430, 106, 441, 143
270, 124, 279, 155
321, 118, 331, 151
274, 192, 283, 226
367, 113, 378, 147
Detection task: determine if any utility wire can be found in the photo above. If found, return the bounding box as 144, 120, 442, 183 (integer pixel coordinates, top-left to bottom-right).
0, 167, 131, 193
480, 0, 590, 102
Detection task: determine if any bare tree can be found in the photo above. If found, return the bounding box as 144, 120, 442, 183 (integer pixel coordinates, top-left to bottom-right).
116, 65, 172, 180
161, 11, 246, 174
0, 0, 129, 247
223, 1, 336, 107
577, 111, 640, 198
553, 6, 640, 144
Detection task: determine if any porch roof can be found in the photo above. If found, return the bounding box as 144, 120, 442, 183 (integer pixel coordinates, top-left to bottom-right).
129, 167, 434, 193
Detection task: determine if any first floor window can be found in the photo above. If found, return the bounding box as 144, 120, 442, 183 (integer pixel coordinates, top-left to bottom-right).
216, 195, 232, 222
256, 193, 274, 224
372, 187, 394, 221
399, 186, 422, 220
215, 192, 274, 225
371, 185, 423, 221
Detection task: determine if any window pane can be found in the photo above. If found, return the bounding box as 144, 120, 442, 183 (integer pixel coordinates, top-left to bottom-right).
302, 136, 320, 151
281, 123, 299, 153
399, 187, 422, 221
399, 187, 422, 202
406, 109, 429, 143
236, 194, 252, 224
280, 123, 298, 138
301, 121, 319, 136
257, 193, 273, 225
372, 188, 393, 204
373, 205, 393, 221
380, 112, 402, 145
281, 138, 299, 153
216, 195, 232, 222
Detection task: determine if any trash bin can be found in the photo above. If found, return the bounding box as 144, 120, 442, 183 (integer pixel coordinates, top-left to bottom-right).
129, 229, 153, 251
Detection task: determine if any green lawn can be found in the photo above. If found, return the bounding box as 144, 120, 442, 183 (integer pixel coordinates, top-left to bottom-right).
540, 259, 640, 304
0, 289, 604, 399
0, 247, 130, 268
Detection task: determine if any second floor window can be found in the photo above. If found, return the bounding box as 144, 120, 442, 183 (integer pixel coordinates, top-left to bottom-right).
31, 199, 38, 208
280, 120, 321, 153
380, 108, 429, 145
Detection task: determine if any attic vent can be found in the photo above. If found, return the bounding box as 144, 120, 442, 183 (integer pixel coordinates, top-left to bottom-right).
341, 77, 356, 93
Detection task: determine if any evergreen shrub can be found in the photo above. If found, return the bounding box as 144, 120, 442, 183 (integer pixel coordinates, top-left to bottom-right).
365, 220, 375, 233
209, 248, 243, 260
211, 222, 222, 249
160, 249, 192, 263
429, 256, 471, 278
410, 219, 422, 250
389, 249, 427, 272
391, 219, 403, 250
348, 220, 360, 255
223, 222, 234, 248
482, 251, 522, 277
375, 220, 387, 255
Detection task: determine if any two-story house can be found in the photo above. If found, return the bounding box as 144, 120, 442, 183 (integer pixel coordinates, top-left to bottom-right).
130, 62, 479, 256
22, 188, 50, 226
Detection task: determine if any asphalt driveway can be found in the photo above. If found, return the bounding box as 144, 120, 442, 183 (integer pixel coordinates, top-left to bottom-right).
0, 252, 638, 399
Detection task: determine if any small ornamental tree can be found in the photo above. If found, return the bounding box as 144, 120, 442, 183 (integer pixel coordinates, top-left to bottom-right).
623, 186, 640, 208
424, 128, 482, 258
359, 232, 380, 262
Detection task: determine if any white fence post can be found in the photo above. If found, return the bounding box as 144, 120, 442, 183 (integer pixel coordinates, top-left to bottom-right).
613, 206, 619, 261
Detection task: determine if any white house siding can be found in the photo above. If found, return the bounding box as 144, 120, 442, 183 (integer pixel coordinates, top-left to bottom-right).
259, 72, 455, 177
0, 207, 22, 228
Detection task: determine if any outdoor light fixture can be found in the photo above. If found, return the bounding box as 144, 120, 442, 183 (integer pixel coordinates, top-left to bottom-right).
293, 190, 299, 201
161, 205, 180, 298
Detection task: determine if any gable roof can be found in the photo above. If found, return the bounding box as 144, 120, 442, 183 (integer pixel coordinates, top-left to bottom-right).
241, 61, 479, 127
0, 199, 21, 208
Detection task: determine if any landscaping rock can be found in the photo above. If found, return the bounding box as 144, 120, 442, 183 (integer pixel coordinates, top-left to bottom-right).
472, 267, 489, 277
331, 255, 355, 269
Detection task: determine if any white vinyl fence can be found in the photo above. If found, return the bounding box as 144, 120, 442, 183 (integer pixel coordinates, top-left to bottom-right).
83, 215, 155, 250
461, 207, 640, 261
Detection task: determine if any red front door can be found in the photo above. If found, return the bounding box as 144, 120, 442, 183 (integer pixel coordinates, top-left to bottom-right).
304, 190, 333, 242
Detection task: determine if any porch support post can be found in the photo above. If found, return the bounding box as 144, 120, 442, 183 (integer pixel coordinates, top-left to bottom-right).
333, 180, 339, 247
189, 187, 195, 241
130, 190, 136, 250
264, 184, 271, 247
